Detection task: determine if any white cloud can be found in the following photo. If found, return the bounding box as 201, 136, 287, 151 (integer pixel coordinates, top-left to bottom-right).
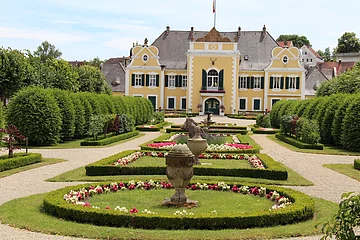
0, 26, 90, 43
104, 37, 138, 52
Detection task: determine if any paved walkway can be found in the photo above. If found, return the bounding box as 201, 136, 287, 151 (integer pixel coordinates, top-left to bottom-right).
0, 116, 359, 239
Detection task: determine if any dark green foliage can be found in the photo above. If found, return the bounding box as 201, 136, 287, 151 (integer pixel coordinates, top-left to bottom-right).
151, 111, 165, 124
43, 181, 314, 230
75, 92, 93, 134
6, 87, 61, 145
0, 153, 42, 172
87, 115, 105, 140
114, 96, 128, 115
276, 34, 311, 48
302, 98, 322, 120
118, 114, 134, 134
256, 114, 271, 128
280, 115, 294, 136
85, 93, 103, 115
76, 65, 109, 94
80, 131, 139, 146
69, 94, 86, 138
294, 100, 311, 117
275, 134, 324, 150
298, 118, 320, 144
332, 95, 357, 146
277, 101, 295, 123
97, 94, 114, 114
50, 89, 76, 140
270, 100, 286, 128
340, 94, 360, 151
0, 102, 4, 132
354, 159, 360, 170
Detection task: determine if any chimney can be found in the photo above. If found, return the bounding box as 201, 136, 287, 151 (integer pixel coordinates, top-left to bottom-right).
262, 25, 267, 37
166, 26, 170, 34
237, 26, 241, 37
190, 26, 194, 41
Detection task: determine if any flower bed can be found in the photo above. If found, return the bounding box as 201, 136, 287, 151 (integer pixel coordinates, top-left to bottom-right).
252, 128, 281, 134
275, 133, 324, 150
44, 181, 314, 230
135, 121, 169, 132
0, 153, 42, 172
80, 131, 139, 146
355, 159, 360, 170
166, 127, 248, 135
85, 150, 288, 180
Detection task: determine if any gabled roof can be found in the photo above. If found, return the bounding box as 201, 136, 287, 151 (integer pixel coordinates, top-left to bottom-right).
102, 57, 127, 92
151, 27, 278, 70
302, 45, 323, 59
316, 61, 356, 75
305, 66, 329, 96
277, 41, 293, 48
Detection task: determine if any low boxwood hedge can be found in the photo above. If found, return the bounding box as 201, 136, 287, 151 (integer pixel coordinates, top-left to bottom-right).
80, 131, 139, 146
43, 183, 314, 230
354, 159, 360, 170
227, 114, 257, 120
275, 133, 324, 150
85, 151, 286, 180
136, 121, 169, 132
0, 153, 42, 172
252, 128, 281, 134
166, 128, 248, 135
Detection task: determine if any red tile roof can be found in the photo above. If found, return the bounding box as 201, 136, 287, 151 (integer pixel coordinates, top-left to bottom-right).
307, 46, 323, 59
105, 57, 130, 64
277, 41, 293, 48
316, 61, 356, 75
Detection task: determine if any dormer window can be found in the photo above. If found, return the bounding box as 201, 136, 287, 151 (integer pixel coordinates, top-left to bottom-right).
244, 55, 249, 61
282, 55, 288, 64
142, 54, 148, 62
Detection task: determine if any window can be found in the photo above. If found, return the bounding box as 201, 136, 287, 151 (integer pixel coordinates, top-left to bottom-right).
149, 74, 156, 87
207, 70, 218, 89
306, 59, 309, 62
182, 75, 187, 88
135, 74, 142, 86
168, 97, 175, 109
254, 77, 261, 89
168, 75, 175, 88
282, 55, 288, 64
142, 54, 148, 62
271, 99, 280, 108
181, 98, 186, 110
239, 76, 247, 89
273, 77, 281, 89
253, 99, 261, 111
305, 52, 307, 55
239, 98, 246, 110
310, 59, 313, 62
289, 77, 296, 90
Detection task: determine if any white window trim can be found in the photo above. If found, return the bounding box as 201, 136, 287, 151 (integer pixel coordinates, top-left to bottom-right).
147, 95, 157, 109
270, 98, 281, 109
239, 75, 248, 91
272, 76, 282, 92
252, 97, 262, 111
142, 54, 149, 63
132, 94, 143, 97
167, 74, 176, 89
282, 55, 289, 64
287, 74, 298, 92
239, 97, 247, 111
180, 97, 187, 110
134, 73, 143, 88
167, 96, 176, 109
181, 75, 188, 89
148, 74, 157, 89
253, 75, 262, 91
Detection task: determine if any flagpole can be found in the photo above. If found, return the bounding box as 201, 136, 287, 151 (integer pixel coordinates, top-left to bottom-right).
214, 10, 216, 28
213, 0, 216, 28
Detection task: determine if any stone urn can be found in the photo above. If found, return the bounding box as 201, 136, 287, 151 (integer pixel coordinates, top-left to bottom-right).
162, 144, 198, 207
187, 126, 208, 165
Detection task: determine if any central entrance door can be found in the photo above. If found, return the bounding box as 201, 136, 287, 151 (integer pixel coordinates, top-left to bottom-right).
205, 98, 220, 115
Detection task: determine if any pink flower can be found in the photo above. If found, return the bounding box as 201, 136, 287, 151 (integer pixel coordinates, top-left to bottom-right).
130, 207, 138, 214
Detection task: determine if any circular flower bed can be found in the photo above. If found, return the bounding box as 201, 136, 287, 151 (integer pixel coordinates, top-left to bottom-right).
44, 181, 315, 230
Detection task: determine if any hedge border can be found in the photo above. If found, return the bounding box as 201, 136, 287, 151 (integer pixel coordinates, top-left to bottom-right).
43, 183, 314, 230
136, 121, 169, 132
252, 128, 281, 134
0, 153, 42, 172
85, 151, 286, 180
226, 114, 257, 120
275, 133, 324, 150
80, 131, 139, 146
166, 128, 248, 135
170, 124, 247, 130
355, 159, 360, 170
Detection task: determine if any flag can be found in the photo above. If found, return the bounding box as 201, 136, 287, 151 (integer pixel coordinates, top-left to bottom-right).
213, 0, 216, 13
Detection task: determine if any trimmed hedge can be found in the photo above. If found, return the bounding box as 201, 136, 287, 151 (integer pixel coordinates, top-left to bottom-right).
85, 151, 284, 179
275, 133, 324, 150
136, 121, 169, 132
354, 159, 360, 170
252, 128, 281, 134
340, 94, 360, 151
166, 128, 248, 135
43, 183, 314, 230
171, 124, 246, 130
227, 114, 257, 120
80, 131, 139, 146
0, 153, 42, 172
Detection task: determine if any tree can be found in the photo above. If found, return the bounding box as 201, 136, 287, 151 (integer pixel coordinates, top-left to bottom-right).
276, 34, 311, 48
76, 65, 109, 94
44, 59, 79, 92
85, 57, 106, 69
34, 41, 62, 62
317, 47, 332, 62
335, 32, 360, 54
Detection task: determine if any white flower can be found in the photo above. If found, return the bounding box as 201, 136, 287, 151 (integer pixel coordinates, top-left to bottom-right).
115, 206, 128, 213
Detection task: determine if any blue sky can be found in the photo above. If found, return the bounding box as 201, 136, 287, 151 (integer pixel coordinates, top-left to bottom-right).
1, 0, 359, 61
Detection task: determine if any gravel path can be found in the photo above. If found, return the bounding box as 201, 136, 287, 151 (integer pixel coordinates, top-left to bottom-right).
0, 117, 359, 239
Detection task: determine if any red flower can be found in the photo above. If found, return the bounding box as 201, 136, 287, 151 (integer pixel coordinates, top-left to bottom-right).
251, 187, 259, 195
130, 207, 138, 214
191, 184, 197, 190
231, 185, 239, 192
83, 202, 91, 207
128, 184, 135, 190
105, 206, 112, 210
118, 182, 125, 189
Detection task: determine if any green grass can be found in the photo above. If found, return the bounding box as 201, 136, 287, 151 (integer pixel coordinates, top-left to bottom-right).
238, 134, 263, 150
0, 193, 336, 239
323, 164, 360, 181
129, 156, 251, 169
47, 165, 313, 186
0, 158, 66, 179
29, 133, 144, 149
89, 189, 273, 214
267, 135, 360, 155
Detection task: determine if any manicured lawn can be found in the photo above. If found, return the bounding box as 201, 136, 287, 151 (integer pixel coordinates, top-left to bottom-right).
0, 158, 66, 179
0, 193, 335, 239
323, 164, 360, 181
46, 165, 313, 186
29, 133, 144, 149
129, 156, 251, 169
267, 135, 360, 156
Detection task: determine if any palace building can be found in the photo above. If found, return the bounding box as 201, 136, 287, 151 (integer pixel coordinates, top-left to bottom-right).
104, 25, 306, 115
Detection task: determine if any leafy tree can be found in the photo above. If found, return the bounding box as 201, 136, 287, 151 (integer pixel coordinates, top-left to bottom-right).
85, 57, 106, 69
335, 32, 360, 54
276, 34, 311, 48
87, 115, 104, 140
34, 41, 62, 62
76, 65, 109, 94
44, 59, 79, 92
70, 93, 86, 138
317, 47, 332, 62
0, 124, 25, 158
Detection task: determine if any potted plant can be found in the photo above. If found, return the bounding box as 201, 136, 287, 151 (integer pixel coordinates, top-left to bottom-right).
220, 105, 225, 112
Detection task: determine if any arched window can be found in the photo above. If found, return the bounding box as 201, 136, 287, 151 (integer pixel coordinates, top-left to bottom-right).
207, 70, 219, 89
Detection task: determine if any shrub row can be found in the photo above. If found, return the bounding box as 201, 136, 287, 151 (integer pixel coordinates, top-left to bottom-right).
6, 87, 154, 145
171, 124, 246, 130
136, 122, 169, 132
270, 94, 360, 151
275, 133, 324, 150
252, 128, 280, 134
43, 183, 314, 230
354, 159, 360, 170
80, 131, 139, 146
256, 114, 271, 128
165, 128, 248, 135
226, 114, 257, 120
0, 153, 42, 172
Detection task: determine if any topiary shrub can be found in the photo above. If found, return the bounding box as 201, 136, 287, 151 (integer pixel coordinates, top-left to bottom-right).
118, 114, 134, 134
277, 101, 296, 125
151, 111, 165, 124
87, 115, 105, 140
354, 159, 360, 170
332, 95, 357, 146
98, 94, 115, 114
298, 118, 320, 144
280, 115, 298, 137
295, 99, 312, 117
50, 89, 76, 141
256, 114, 271, 128
85, 92, 103, 116
340, 94, 360, 151
70, 93, 86, 138
75, 92, 93, 136
6, 87, 62, 145
114, 96, 128, 115
270, 100, 286, 128
302, 98, 323, 120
